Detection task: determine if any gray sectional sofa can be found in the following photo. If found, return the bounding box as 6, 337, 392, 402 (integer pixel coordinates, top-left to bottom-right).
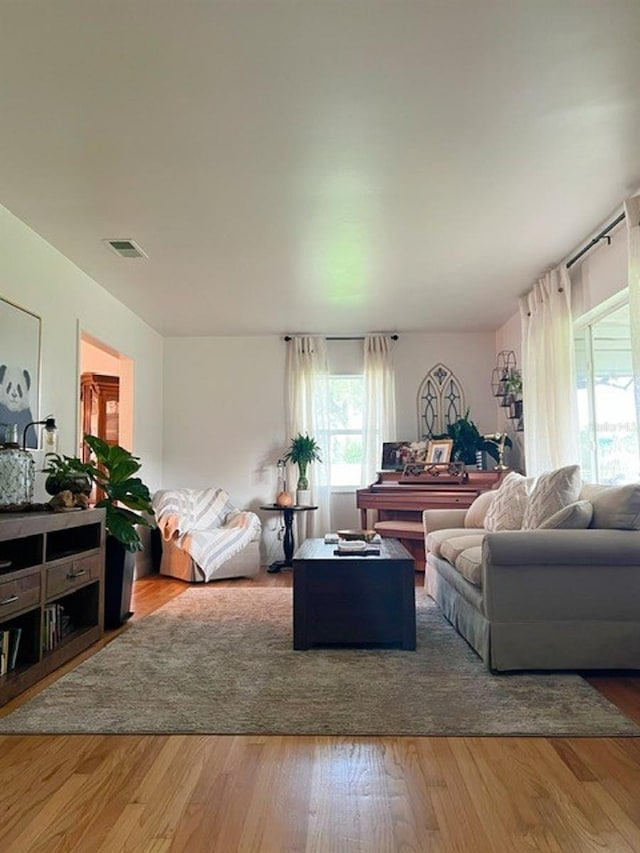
423, 481, 640, 672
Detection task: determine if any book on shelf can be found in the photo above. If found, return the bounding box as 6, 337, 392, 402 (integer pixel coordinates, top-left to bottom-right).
0, 627, 23, 675
0, 630, 9, 676
9, 627, 22, 671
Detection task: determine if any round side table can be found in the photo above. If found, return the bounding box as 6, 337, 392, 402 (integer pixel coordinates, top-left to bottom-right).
260, 504, 318, 572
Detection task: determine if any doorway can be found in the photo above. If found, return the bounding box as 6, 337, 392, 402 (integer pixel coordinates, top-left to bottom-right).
79, 333, 134, 457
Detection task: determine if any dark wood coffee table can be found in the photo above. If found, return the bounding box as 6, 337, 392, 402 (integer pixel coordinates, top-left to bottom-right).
292, 538, 416, 650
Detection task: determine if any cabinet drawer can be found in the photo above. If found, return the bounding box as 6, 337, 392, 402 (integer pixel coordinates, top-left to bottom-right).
0, 571, 41, 619
46, 554, 101, 599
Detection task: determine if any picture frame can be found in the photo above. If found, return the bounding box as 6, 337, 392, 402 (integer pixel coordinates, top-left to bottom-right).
381, 441, 428, 470
0, 297, 41, 449
426, 438, 453, 465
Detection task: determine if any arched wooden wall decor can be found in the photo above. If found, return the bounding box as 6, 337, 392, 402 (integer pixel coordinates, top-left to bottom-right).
417, 363, 465, 438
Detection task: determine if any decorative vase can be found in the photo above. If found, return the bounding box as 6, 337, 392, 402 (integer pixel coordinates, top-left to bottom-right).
0, 444, 35, 507
296, 489, 311, 506
276, 490, 294, 507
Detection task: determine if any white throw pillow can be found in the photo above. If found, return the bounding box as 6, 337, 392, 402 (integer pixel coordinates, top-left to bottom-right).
484, 472, 529, 531
522, 464, 581, 529
464, 490, 497, 528
538, 499, 593, 530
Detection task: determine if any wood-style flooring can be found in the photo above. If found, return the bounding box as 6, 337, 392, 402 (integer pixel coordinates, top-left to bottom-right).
0, 569, 639, 853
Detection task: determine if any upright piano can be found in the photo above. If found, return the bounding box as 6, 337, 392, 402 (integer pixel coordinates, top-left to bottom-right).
356, 470, 505, 568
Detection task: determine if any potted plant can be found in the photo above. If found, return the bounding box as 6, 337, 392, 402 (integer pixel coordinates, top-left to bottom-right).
504, 369, 522, 400
283, 433, 322, 504
83, 434, 155, 628
41, 452, 93, 497
433, 410, 512, 468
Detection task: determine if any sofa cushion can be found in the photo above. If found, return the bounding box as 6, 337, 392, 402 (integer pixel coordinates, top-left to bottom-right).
522, 464, 582, 529
440, 533, 485, 564
454, 546, 483, 587
538, 499, 593, 530
581, 483, 640, 530
464, 490, 497, 528
426, 528, 486, 558
484, 472, 529, 531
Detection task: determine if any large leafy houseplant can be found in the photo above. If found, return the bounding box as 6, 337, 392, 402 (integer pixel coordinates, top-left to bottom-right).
283, 433, 322, 490
83, 434, 154, 552
433, 410, 512, 465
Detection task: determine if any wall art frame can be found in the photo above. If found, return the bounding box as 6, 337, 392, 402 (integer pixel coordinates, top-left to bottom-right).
0, 296, 41, 449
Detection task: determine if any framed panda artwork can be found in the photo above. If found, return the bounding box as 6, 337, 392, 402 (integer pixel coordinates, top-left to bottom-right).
0, 296, 41, 449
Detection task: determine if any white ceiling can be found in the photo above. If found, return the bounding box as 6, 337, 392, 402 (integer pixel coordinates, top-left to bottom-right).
1, 1, 639, 337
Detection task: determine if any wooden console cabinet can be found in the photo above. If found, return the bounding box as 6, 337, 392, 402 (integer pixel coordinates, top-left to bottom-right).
0, 508, 105, 707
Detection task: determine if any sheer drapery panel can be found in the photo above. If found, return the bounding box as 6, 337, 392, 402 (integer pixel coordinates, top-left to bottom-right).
520, 266, 579, 476
285, 336, 331, 535
624, 194, 640, 459
362, 334, 397, 485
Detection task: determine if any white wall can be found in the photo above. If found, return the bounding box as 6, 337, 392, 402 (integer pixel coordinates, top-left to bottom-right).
162, 336, 287, 563
0, 203, 164, 500
394, 332, 497, 440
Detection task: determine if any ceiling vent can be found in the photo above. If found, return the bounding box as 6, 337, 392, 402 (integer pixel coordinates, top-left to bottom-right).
103, 238, 148, 259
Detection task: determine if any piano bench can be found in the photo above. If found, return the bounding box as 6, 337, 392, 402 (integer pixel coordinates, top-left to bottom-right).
374, 521, 425, 570
374, 520, 424, 539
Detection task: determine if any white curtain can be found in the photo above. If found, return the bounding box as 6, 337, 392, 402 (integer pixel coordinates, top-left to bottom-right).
624, 193, 640, 458
362, 334, 397, 485
285, 336, 331, 535
519, 265, 580, 476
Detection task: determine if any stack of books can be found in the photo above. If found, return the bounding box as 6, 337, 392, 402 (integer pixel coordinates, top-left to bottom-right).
42, 604, 73, 653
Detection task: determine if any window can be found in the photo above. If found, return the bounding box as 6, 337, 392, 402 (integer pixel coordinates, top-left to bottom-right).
326, 375, 364, 487
575, 299, 639, 484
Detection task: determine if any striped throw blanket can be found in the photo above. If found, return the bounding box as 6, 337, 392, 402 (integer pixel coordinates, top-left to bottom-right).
152, 488, 261, 582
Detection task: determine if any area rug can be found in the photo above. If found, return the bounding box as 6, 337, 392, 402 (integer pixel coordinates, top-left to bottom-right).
0, 588, 637, 736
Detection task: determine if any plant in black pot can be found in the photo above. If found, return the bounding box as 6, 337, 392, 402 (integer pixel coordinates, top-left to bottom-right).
42, 453, 94, 498
433, 410, 512, 468
83, 434, 154, 629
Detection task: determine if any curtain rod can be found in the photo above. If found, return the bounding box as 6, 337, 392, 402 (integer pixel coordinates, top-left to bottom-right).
283, 334, 399, 341
565, 211, 626, 269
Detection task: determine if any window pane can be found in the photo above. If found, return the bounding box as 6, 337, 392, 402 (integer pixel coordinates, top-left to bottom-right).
576, 302, 639, 485
326, 375, 365, 487
329, 377, 364, 430
575, 328, 595, 482
330, 434, 363, 486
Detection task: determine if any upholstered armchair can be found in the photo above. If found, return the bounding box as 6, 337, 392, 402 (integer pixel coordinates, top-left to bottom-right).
152, 488, 261, 582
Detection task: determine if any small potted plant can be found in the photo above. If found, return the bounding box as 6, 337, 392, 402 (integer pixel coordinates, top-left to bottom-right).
283, 433, 322, 505
41, 452, 94, 497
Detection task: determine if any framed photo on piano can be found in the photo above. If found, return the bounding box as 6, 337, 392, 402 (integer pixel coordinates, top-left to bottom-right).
381, 441, 428, 470
426, 438, 453, 465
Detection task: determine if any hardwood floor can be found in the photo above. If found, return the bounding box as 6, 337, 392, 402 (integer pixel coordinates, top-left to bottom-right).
0, 569, 639, 853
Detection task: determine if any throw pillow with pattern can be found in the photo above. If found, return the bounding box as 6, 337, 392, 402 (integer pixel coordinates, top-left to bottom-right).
484, 472, 529, 531
522, 464, 581, 529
